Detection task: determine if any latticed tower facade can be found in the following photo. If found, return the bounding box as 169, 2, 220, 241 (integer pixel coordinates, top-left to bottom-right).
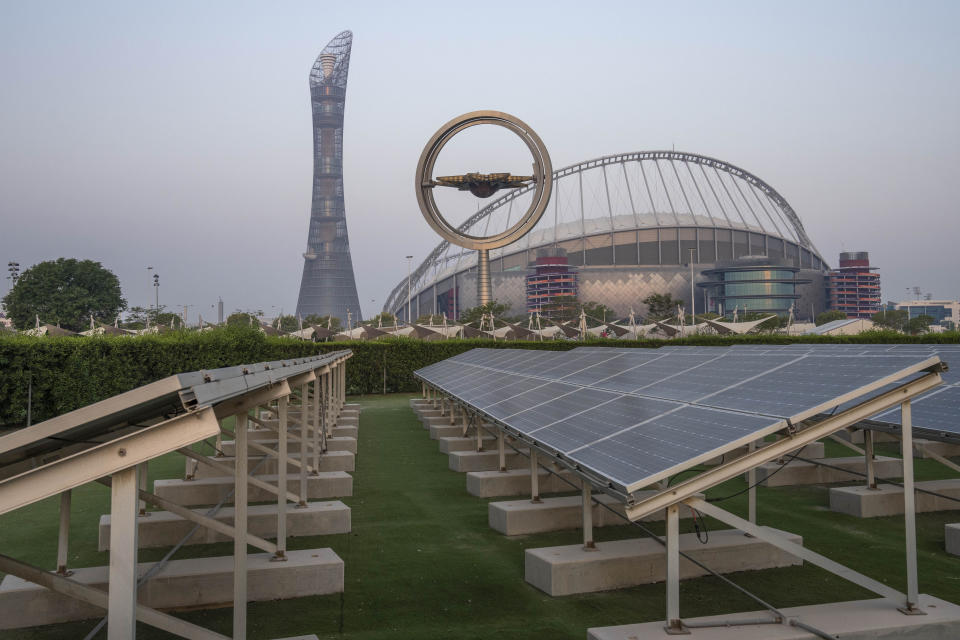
295, 31, 362, 324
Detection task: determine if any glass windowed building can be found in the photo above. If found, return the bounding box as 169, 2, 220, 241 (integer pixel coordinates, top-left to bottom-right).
697, 257, 810, 315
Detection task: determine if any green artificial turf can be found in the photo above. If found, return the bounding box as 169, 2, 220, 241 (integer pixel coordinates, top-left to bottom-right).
2, 393, 960, 639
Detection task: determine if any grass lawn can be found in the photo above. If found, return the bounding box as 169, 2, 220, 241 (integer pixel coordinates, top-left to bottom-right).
1, 393, 959, 639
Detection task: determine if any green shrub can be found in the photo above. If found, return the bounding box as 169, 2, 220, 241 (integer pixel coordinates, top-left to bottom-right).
1, 328, 957, 427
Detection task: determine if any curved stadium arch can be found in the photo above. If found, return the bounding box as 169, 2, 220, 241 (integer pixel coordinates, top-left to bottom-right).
387, 151, 829, 322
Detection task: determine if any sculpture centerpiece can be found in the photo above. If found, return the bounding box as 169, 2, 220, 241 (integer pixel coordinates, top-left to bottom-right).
416, 111, 552, 307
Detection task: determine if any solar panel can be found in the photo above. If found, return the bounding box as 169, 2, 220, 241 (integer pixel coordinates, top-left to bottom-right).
415, 346, 944, 493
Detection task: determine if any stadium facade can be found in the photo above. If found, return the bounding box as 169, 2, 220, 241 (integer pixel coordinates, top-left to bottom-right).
295, 30, 363, 323
385, 151, 829, 322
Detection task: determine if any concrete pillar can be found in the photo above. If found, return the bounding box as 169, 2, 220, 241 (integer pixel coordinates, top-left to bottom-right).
108, 466, 138, 640
233, 412, 248, 639
56, 490, 71, 576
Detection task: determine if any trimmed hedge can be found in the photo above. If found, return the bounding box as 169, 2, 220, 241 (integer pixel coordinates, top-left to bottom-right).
1, 328, 957, 428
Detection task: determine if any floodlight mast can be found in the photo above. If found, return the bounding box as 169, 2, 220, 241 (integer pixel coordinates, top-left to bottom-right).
415, 111, 553, 307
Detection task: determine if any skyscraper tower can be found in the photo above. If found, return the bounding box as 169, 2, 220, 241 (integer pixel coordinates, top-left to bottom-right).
295, 30, 362, 324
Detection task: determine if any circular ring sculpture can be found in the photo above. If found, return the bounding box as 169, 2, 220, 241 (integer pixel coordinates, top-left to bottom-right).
415, 110, 553, 307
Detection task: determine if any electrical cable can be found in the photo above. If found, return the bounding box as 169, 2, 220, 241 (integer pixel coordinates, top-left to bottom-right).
794, 455, 960, 505
707, 451, 800, 503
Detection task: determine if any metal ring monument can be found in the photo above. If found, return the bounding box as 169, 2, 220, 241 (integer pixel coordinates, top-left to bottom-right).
415, 110, 553, 307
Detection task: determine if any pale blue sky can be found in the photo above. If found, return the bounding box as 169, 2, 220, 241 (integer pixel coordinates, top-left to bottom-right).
1, 1, 958, 321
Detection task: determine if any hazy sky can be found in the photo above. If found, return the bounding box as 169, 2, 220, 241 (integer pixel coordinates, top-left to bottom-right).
1, 1, 958, 323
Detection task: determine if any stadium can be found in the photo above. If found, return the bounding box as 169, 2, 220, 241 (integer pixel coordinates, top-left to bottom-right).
385, 151, 829, 322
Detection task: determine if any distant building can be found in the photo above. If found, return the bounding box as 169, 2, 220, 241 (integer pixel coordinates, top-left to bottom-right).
826, 251, 881, 319
526, 248, 578, 316
806, 318, 875, 336
887, 300, 960, 331
698, 256, 810, 316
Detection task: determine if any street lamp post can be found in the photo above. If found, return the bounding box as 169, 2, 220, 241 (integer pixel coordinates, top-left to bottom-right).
153, 274, 159, 321
406, 255, 414, 324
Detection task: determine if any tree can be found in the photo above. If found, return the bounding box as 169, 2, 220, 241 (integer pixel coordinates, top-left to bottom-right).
275, 315, 299, 332
459, 300, 510, 326
303, 314, 343, 331
642, 293, 680, 321
872, 309, 909, 332
226, 312, 257, 327
815, 310, 847, 326
2, 258, 126, 331
906, 314, 936, 335
581, 301, 616, 327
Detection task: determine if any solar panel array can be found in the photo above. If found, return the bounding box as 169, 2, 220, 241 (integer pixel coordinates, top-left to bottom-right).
415, 346, 944, 494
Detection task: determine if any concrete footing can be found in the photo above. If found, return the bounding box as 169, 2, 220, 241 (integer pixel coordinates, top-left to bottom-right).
946, 524, 960, 556
840, 429, 899, 444
587, 594, 960, 640
438, 435, 496, 453
98, 500, 351, 550
754, 456, 902, 486
829, 478, 960, 518
155, 471, 353, 506
0, 548, 343, 629
489, 491, 699, 536
448, 449, 527, 472
429, 423, 465, 439
526, 527, 802, 596
466, 468, 580, 498
332, 425, 358, 439
186, 451, 355, 478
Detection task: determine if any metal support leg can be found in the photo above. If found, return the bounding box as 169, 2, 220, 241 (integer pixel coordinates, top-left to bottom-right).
530, 450, 541, 503
138, 462, 149, 517
274, 396, 288, 561
56, 490, 72, 576
747, 439, 756, 525
461, 411, 468, 438
865, 430, 877, 489
476, 416, 483, 451
313, 377, 322, 470
233, 413, 248, 639
901, 400, 922, 614
215, 429, 223, 457
664, 504, 687, 634
498, 430, 506, 472
108, 466, 138, 640
582, 482, 595, 550
298, 383, 308, 507
450, 401, 456, 425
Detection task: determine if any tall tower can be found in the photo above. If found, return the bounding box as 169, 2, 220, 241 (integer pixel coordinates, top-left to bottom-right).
295, 30, 362, 324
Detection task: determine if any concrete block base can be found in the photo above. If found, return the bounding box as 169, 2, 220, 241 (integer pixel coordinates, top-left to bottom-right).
155, 471, 353, 506
947, 524, 960, 556
525, 527, 802, 596
0, 548, 343, 629
332, 425, 358, 439
489, 491, 699, 536
448, 449, 527, 472
438, 435, 496, 453
99, 500, 350, 550
187, 451, 354, 478
830, 478, 960, 518
755, 456, 902, 487
467, 468, 580, 498
429, 423, 464, 439
841, 429, 898, 444
587, 595, 960, 640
